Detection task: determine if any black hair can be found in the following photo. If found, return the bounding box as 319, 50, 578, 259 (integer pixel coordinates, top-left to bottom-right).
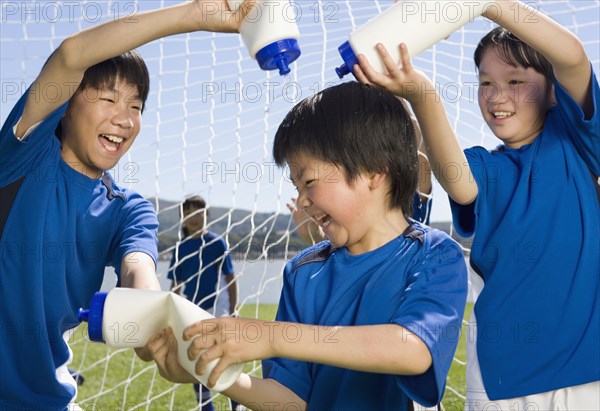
273, 81, 418, 217
474, 27, 554, 86
181, 195, 207, 238
76, 50, 150, 111
56, 50, 150, 140
182, 195, 207, 213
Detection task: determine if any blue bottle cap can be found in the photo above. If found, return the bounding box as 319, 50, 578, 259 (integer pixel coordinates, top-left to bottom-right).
335, 40, 358, 79
78, 291, 107, 343
255, 38, 301, 76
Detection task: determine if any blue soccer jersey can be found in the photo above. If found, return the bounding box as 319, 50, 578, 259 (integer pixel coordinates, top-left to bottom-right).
263, 223, 467, 410
450, 71, 600, 399
167, 231, 234, 310
0, 90, 158, 410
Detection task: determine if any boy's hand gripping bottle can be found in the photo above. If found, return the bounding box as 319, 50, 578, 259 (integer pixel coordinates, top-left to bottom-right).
78, 288, 244, 392
228, 0, 301, 75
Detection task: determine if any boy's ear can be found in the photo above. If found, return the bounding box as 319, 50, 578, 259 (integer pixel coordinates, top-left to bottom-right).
368, 169, 388, 190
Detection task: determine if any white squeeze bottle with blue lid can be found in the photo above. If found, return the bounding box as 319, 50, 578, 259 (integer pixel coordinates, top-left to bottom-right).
228, 0, 301, 75
78, 288, 244, 392
336, 0, 489, 78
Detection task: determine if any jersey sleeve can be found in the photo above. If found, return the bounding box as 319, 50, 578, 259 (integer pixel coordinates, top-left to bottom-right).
393, 234, 468, 407
554, 65, 600, 174
217, 237, 235, 276
111, 194, 159, 273
261, 260, 313, 402
0, 88, 67, 185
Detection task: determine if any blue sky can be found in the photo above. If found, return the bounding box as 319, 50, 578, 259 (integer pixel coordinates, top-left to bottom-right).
1, 0, 599, 222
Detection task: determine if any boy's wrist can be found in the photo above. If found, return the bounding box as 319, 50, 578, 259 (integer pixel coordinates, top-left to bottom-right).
263, 321, 286, 358
394, 75, 437, 108
189, 0, 241, 34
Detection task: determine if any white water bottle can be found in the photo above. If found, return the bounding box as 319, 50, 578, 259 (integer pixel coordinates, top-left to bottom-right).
78, 288, 244, 392
228, 0, 301, 75
335, 0, 489, 78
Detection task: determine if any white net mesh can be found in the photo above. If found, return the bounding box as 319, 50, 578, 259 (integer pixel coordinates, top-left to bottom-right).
1, 1, 599, 409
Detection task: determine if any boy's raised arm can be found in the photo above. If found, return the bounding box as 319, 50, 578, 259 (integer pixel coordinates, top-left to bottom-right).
485, 0, 592, 115
355, 44, 478, 205
17, 0, 252, 138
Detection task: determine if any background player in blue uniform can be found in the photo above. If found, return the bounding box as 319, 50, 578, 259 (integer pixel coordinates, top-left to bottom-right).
0, 2, 252, 409
168, 195, 239, 411
355, 0, 599, 409
148, 82, 467, 410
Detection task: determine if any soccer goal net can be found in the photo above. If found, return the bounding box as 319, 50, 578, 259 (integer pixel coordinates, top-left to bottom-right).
1, 1, 598, 410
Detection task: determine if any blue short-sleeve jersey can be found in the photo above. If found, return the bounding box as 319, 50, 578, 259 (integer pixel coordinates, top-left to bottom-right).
167, 231, 234, 310
450, 70, 600, 399
263, 223, 467, 410
0, 90, 158, 410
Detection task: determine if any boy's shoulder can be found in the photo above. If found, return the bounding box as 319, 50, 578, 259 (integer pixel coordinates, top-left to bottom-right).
98, 172, 157, 220
203, 231, 228, 246
409, 221, 461, 252
203, 230, 220, 240
464, 144, 504, 159
291, 240, 337, 271
100, 173, 149, 205
415, 224, 467, 275
288, 223, 461, 271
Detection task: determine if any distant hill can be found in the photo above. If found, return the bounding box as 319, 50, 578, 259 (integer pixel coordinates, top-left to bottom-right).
148, 198, 307, 260
148, 198, 471, 260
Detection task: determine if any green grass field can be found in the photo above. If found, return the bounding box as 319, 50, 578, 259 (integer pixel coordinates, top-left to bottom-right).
70, 303, 472, 410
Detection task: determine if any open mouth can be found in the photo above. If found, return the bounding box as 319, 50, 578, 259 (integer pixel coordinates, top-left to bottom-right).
492, 111, 515, 119
99, 134, 124, 153
314, 214, 333, 228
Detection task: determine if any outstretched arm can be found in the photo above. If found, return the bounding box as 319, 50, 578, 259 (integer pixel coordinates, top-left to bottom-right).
355, 44, 478, 205
225, 374, 306, 410
120, 252, 160, 290
120, 252, 161, 361
147, 321, 429, 409
485, 0, 592, 115
17, 0, 254, 138
183, 318, 431, 406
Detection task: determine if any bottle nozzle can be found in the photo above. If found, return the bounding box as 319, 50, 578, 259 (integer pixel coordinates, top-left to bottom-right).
336, 41, 358, 80
275, 55, 291, 76
335, 63, 351, 79
78, 308, 89, 322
